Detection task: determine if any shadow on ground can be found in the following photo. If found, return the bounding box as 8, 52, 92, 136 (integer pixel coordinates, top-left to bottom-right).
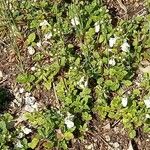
0, 86, 15, 113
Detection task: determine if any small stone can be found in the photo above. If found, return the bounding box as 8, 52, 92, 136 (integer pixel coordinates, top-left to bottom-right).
103, 123, 110, 130
25, 92, 31, 97
139, 66, 150, 73
105, 135, 111, 141
85, 144, 94, 150
28, 46, 35, 55
113, 142, 120, 148
24, 105, 34, 112
146, 139, 149, 142
0, 70, 3, 78
114, 127, 119, 133
25, 96, 36, 105
19, 88, 24, 94
31, 66, 36, 71
127, 140, 134, 150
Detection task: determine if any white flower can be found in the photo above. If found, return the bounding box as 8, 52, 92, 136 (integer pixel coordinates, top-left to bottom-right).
44, 32, 52, 40
71, 16, 80, 26
40, 20, 49, 26
121, 41, 130, 52
19, 88, 24, 94
64, 113, 74, 129
31, 66, 36, 71
21, 126, 32, 135
109, 37, 117, 47
108, 48, 112, 52
65, 120, 74, 129
108, 58, 116, 66
16, 140, 23, 148
77, 76, 88, 89
28, 46, 35, 55
121, 97, 128, 107
135, 81, 140, 87
17, 132, 24, 139
144, 98, 150, 108
146, 114, 150, 119
36, 41, 42, 48
84, 80, 88, 87
95, 22, 100, 33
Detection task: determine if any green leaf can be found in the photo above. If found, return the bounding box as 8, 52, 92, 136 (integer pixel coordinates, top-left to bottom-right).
129, 130, 136, 139
28, 137, 39, 149
105, 80, 119, 91
99, 35, 104, 43
16, 73, 35, 83
0, 121, 7, 133
27, 32, 36, 44
43, 141, 54, 149
64, 132, 74, 140
82, 112, 92, 121
16, 73, 28, 83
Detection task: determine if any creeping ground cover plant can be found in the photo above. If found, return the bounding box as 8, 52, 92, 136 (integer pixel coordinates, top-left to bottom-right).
1, 0, 150, 149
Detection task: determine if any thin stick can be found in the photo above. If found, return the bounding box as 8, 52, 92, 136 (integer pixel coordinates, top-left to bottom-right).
86, 131, 114, 149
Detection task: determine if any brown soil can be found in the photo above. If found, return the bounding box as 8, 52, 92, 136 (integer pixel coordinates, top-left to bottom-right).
104, 0, 147, 19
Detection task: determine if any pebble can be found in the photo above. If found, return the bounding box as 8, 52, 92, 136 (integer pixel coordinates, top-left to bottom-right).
19, 88, 24, 94
103, 123, 111, 130
85, 143, 94, 150
28, 46, 35, 55
114, 127, 119, 133
31, 66, 36, 71
146, 139, 149, 142
0, 70, 3, 78
113, 142, 120, 148
24, 102, 38, 112
25, 96, 36, 105
105, 135, 111, 141
127, 140, 134, 150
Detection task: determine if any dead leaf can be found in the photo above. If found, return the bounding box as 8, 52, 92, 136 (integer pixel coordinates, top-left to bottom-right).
127, 140, 134, 150
139, 66, 150, 73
